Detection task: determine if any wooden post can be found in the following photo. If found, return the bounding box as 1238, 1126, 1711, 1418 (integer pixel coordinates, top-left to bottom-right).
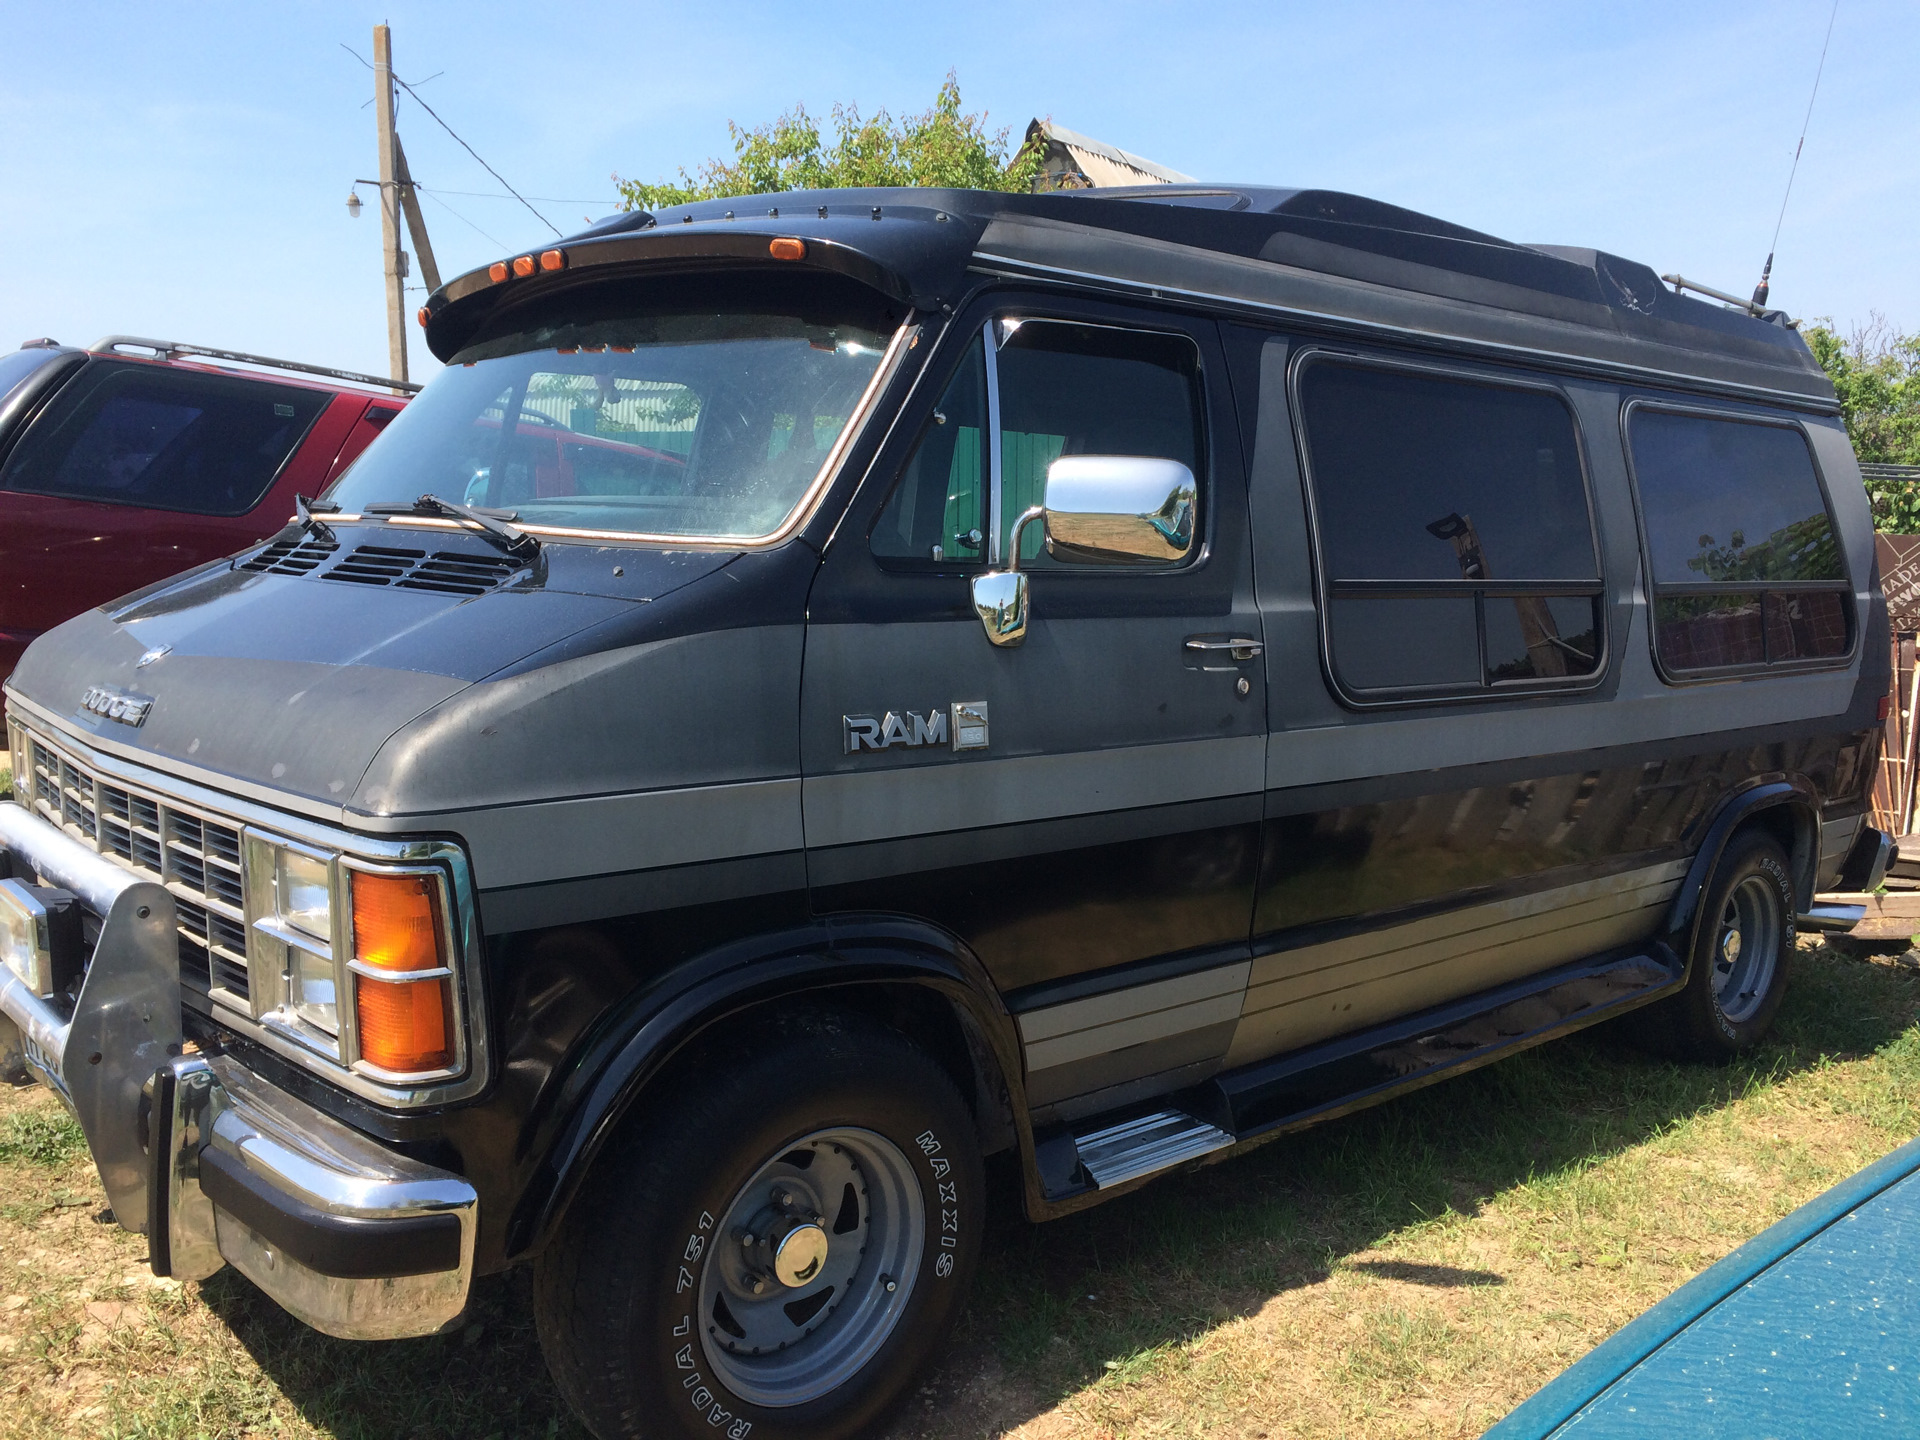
394, 138, 441, 294
373, 24, 408, 386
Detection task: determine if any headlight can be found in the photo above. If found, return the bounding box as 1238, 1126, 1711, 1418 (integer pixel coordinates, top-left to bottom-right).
242, 837, 463, 1081
246, 836, 342, 1043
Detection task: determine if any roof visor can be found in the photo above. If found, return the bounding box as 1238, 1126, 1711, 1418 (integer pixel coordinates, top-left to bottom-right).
331, 269, 911, 548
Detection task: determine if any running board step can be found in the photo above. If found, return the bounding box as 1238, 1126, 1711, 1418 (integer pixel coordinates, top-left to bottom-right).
1073, 1110, 1236, 1190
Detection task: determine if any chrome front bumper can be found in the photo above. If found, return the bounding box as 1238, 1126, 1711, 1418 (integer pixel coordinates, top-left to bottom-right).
0, 800, 475, 1340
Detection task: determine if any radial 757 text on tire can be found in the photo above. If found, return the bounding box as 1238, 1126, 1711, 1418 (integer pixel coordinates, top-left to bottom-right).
534, 1010, 985, 1440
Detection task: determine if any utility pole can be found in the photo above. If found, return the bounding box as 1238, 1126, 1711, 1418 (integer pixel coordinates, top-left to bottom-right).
373, 24, 408, 385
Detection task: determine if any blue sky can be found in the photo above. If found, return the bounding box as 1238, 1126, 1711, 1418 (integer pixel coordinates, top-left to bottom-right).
1, 1, 1913, 383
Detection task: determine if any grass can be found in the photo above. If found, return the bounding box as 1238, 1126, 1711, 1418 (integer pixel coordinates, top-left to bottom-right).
0, 937, 1916, 1439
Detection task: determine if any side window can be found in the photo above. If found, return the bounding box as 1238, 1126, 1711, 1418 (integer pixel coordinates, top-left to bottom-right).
0, 361, 329, 516
873, 318, 1204, 569
1628, 407, 1848, 674
994, 321, 1203, 567
1296, 357, 1602, 699
870, 334, 988, 563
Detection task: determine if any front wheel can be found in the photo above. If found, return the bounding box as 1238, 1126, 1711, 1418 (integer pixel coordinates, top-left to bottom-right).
534, 1011, 984, 1440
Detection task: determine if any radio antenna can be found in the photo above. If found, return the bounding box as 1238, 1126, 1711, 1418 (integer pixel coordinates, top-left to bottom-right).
1754, 0, 1841, 308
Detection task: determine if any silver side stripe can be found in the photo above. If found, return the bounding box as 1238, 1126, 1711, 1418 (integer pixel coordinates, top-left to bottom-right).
804, 734, 1265, 851
1019, 960, 1250, 1074
1227, 860, 1688, 1067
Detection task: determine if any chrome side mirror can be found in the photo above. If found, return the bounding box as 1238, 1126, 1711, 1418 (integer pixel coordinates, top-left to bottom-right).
970, 568, 1028, 647
968, 456, 1197, 647
1042, 456, 1196, 566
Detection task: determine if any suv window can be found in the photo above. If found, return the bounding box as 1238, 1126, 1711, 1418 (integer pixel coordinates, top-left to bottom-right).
0, 360, 328, 516
1628, 407, 1848, 674
873, 319, 1204, 569
1296, 358, 1602, 698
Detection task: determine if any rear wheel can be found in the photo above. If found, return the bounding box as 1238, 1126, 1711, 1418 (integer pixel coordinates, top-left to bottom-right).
534, 1011, 984, 1440
1643, 830, 1794, 1060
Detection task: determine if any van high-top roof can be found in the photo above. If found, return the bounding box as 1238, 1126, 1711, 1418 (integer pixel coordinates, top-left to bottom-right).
421, 185, 1833, 411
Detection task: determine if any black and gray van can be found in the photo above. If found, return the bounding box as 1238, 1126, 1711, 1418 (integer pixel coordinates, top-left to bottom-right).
0, 184, 1895, 1440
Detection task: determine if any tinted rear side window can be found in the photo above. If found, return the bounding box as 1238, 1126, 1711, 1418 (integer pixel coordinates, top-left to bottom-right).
1297, 358, 1603, 699
0, 361, 328, 516
1628, 408, 1849, 675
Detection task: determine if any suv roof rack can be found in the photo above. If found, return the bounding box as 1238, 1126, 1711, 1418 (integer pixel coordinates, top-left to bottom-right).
90, 336, 421, 395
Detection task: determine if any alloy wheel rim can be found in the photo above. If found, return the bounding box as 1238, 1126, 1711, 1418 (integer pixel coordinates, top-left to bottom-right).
1711, 873, 1782, 1025
696, 1126, 924, 1408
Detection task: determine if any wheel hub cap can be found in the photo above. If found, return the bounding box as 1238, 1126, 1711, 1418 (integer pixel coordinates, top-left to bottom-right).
770, 1219, 829, 1288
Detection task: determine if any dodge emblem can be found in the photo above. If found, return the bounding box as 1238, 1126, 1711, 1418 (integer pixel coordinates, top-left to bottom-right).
80, 685, 153, 728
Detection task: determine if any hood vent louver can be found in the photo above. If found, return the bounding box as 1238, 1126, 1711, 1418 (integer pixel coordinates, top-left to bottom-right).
327, 544, 522, 596
242, 536, 340, 575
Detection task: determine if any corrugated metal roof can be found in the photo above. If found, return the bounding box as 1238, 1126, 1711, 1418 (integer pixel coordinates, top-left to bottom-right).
1025, 119, 1194, 190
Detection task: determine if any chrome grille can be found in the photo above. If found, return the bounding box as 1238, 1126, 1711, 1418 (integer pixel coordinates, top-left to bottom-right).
26, 733, 250, 1003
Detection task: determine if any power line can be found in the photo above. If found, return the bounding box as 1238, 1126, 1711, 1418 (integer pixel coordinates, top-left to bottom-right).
341, 43, 560, 238
419, 188, 510, 250
418, 184, 620, 206
1754, 0, 1840, 305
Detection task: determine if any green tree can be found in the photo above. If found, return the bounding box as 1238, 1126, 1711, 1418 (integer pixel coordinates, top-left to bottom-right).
613, 73, 1045, 211
1805, 314, 1920, 530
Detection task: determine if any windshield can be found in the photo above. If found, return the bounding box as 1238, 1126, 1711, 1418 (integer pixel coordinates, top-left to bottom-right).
325, 276, 897, 542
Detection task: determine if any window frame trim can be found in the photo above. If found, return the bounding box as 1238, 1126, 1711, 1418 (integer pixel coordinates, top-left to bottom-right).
867, 301, 1215, 577
1619, 395, 1857, 684
1287, 344, 1611, 709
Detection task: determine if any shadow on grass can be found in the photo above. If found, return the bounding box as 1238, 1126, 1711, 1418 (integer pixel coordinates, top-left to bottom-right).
199, 944, 1920, 1440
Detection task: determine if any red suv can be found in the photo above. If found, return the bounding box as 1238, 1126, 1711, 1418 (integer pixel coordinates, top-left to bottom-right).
0, 337, 411, 709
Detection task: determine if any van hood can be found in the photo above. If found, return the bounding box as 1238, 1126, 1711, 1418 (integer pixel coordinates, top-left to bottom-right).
5, 529, 753, 816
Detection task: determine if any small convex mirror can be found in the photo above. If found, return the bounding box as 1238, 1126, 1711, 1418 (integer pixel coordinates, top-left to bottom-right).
968, 455, 1197, 647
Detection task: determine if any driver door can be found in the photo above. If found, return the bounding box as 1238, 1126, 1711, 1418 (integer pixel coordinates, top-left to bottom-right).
800, 299, 1266, 1118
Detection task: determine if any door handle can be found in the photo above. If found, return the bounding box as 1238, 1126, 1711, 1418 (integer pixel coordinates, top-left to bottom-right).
1184, 636, 1264, 662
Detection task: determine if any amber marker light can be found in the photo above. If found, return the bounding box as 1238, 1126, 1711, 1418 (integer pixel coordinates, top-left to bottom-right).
488, 261, 510, 283
351, 871, 454, 1074
539, 249, 566, 271
768, 237, 807, 261
416, 306, 430, 327
512, 255, 536, 278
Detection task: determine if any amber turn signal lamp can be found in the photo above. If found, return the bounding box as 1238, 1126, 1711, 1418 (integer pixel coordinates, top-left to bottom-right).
416, 306, 430, 328
488, 261, 510, 283
512, 255, 536, 278
539, 249, 566, 272
768, 237, 807, 261
351, 871, 454, 1073
355, 972, 452, 1073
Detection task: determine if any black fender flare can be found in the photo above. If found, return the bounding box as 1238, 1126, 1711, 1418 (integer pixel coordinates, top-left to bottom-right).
504, 914, 1031, 1260
1663, 777, 1822, 969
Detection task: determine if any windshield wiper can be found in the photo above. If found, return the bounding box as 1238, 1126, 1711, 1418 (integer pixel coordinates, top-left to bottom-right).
368, 494, 540, 559
291, 493, 338, 541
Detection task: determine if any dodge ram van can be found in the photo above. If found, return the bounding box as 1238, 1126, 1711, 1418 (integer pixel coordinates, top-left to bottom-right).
0, 183, 1893, 1440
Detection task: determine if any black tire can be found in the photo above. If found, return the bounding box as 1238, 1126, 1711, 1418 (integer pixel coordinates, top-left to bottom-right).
533, 1010, 984, 1440
1641, 830, 1794, 1061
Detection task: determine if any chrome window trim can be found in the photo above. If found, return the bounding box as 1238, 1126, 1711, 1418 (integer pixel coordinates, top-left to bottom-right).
5, 715, 490, 1110
965, 251, 1843, 418
316, 320, 918, 552
1618, 395, 1859, 686
1286, 344, 1611, 710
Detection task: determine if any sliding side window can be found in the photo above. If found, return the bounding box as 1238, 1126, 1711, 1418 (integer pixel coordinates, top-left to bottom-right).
1628, 407, 1849, 676
1296, 357, 1602, 701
